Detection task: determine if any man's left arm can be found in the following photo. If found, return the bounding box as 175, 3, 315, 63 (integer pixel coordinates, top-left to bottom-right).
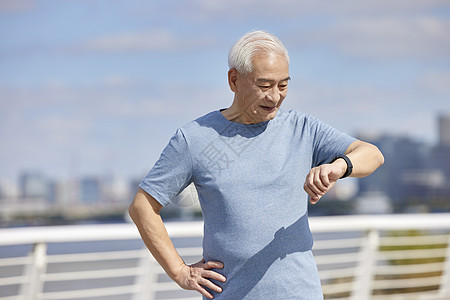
304, 140, 384, 204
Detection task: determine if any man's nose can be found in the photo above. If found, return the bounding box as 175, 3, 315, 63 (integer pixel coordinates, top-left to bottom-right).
266, 87, 281, 103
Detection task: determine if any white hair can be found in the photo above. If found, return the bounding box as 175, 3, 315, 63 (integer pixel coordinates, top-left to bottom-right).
228, 30, 289, 74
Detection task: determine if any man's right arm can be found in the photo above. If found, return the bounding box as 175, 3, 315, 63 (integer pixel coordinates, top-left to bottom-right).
128, 188, 226, 299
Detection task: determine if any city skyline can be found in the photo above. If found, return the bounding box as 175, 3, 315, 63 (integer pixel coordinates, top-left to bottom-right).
1, 114, 448, 226
1, 0, 449, 182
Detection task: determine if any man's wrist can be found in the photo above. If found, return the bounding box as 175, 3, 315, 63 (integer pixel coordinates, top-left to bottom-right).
331, 155, 353, 178
332, 158, 347, 177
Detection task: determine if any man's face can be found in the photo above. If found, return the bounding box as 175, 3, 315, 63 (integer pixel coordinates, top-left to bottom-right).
233, 53, 290, 124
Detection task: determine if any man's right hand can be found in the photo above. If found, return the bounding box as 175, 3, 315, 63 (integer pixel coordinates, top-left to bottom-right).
130, 189, 226, 298
175, 259, 226, 299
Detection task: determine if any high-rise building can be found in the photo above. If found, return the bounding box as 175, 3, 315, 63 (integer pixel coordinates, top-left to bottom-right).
438, 114, 450, 146
432, 114, 450, 194
356, 134, 429, 210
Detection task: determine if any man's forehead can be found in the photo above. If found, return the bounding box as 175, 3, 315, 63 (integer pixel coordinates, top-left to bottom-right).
256, 77, 291, 83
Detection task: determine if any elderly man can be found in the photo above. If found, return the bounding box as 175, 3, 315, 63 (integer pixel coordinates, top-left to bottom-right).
129, 30, 384, 299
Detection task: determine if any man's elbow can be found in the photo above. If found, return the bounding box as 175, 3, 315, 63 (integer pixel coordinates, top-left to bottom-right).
128, 198, 139, 223
128, 190, 145, 223
357, 142, 384, 177
375, 145, 384, 168
128, 188, 163, 221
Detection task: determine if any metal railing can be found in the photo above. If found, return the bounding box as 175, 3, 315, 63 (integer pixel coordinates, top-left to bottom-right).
1, 213, 450, 300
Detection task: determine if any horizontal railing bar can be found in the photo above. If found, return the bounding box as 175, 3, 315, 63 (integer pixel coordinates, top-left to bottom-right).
379, 234, 450, 246
0, 224, 140, 246
176, 247, 203, 256
153, 265, 166, 275
152, 281, 180, 291
321, 281, 354, 294
43, 267, 143, 281
0, 296, 25, 300
319, 267, 356, 280
47, 249, 145, 263
0, 275, 28, 286
313, 238, 363, 250
377, 248, 447, 260
0, 214, 449, 300
1, 214, 450, 246
0, 256, 32, 267
314, 252, 361, 265
372, 275, 441, 289
165, 298, 201, 300
371, 290, 440, 299
39, 284, 140, 299
375, 262, 444, 275
150, 256, 203, 276
309, 214, 450, 232
0, 222, 204, 246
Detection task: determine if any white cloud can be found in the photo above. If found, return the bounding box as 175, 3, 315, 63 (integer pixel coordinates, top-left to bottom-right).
420, 70, 450, 95
0, 77, 230, 179
172, 0, 450, 61
184, 0, 448, 21
0, 68, 447, 180
0, 0, 34, 13
76, 28, 218, 53
35, 116, 91, 144
284, 79, 444, 143
288, 16, 450, 60
101, 74, 133, 87
311, 0, 448, 16
0, 77, 227, 154
1, 0, 448, 181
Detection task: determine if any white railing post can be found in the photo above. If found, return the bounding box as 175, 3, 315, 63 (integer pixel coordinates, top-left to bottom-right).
20, 242, 47, 300
133, 249, 156, 300
438, 234, 450, 297
351, 229, 379, 300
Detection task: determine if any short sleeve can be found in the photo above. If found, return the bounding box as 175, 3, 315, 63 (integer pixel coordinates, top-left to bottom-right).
139, 128, 193, 207
309, 116, 356, 167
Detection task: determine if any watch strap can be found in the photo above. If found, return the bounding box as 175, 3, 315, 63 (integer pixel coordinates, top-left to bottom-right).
331, 154, 353, 178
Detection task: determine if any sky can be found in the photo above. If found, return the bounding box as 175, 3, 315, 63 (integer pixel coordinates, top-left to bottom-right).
0, 0, 449, 183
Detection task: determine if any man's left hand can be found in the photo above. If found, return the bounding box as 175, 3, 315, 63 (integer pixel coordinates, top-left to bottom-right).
303, 159, 347, 204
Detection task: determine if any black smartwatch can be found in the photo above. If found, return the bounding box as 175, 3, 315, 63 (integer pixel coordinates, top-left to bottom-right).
331, 155, 353, 178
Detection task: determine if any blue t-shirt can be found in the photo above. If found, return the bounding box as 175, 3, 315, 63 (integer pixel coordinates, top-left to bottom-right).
140, 109, 356, 299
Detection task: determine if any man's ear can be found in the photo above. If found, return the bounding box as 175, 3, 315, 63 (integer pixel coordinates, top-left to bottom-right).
228, 68, 239, 92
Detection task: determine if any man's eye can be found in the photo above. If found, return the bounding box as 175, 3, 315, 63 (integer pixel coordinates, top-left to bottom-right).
259, 86, 271, 89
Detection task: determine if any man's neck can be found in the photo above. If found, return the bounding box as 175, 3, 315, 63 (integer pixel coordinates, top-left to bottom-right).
220, 102, 257, 124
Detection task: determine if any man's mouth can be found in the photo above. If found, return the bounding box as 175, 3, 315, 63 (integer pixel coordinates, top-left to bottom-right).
260, 105, 277, 112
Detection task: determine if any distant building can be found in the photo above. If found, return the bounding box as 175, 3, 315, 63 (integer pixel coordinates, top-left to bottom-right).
356, 112, 450, 213
102, 175, 131, 203
51, 180, 77, 206
438, 114, 450, 147
19, 171, 50, 200
80, 177, 101, 204
0, 178, 19, 200
129, 178, 142, 196
434, 114, 450, 175
356, 134, 429, 207
354, 191, 392, 214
